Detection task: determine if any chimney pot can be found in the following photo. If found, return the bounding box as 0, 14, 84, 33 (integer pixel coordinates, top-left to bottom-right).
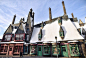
62, 1, 67, 15
12, 14, 16, 24
49, 7, 52, 21
71, 13, 74, 18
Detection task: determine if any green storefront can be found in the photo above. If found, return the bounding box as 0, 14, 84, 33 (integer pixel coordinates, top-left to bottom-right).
30, 44, 37, 55
69, 43, 80, 56
37, 44, 43, 56
52, 43, 60, 56
60, 43, 68, 57
43, 43, 51, 56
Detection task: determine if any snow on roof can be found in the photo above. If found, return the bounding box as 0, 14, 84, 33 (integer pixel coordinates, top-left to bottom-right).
72, 22, 80, 28
41, 20, 60, 42
12, 28, 17, 34
0, 41, 24, 44
62, 19, 84, 40
41, 19, 84, 42
30, 27, 42, 43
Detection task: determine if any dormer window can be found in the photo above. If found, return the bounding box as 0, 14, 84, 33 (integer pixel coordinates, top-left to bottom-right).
58, 17, 62, 25
3, 34, 12, 41
38, 29, 42, 41
59, 26, 64, 39
15, 34, 25, 41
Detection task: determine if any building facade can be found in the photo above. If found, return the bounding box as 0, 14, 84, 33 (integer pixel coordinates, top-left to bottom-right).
0, 1, 86, 58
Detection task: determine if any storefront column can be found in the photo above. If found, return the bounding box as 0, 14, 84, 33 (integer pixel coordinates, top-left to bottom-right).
67, 44, 71, 58
6, 45, 9, 56
81, 42, 86, 58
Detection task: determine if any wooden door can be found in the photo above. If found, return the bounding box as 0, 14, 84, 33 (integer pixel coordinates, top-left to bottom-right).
37, 45, 42, 56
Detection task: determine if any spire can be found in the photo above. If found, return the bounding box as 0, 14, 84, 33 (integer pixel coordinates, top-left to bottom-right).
12, 14, 16, 24
62, 1, 67, 15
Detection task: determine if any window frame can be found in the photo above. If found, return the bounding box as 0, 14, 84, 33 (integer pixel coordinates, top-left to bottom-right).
15, 33, 25, 41
2, 34, 12, 42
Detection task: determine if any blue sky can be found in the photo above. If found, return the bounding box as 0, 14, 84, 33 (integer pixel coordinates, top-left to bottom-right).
0, 0, 86, 39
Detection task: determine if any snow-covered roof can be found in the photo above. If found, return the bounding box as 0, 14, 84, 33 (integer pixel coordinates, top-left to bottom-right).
72, 22, 80, 28
0, 41, 24, 44
61, 19, 84, 40
30, 27, 42, 43
41, 19, 84, 42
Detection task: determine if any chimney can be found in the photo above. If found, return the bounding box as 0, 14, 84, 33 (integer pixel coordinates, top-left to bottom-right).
12, 14, 16, 24
85, 17, 86, 24
49, 7, 52, 21
62, 1, 67, 15
71, 13, 74, 18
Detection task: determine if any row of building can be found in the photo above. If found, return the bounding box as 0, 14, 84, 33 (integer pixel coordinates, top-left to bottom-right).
0, 1, 86, 58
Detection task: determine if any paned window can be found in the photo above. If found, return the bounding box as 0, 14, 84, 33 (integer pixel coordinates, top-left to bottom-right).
4, 35, 11, 41
15, 34, 24, 40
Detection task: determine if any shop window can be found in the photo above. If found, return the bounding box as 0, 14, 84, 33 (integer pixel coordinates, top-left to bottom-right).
25, 46, 27, 52
4, 46, 8, 52
9, 48, 12, 51
70, 44, 80, 56
62, 47, 66, 52
44, 46, 50, 54
15, 34, 24, 41
14, 46, 18, 52
30, 46, 36, 53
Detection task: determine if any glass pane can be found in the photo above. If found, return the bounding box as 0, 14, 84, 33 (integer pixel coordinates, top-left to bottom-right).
31, 46, 36, 53
62, 47, 66, 51
8, 35, 11, 37
44, 46, 49, 54
5, 35, 7, 38
39, 47, 41, 51
7, 37, 10, 41
16, 34, 19, 40
20, 34, 24, 40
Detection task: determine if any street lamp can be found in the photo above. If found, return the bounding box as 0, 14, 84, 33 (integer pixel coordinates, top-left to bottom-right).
55, 36, 58, 58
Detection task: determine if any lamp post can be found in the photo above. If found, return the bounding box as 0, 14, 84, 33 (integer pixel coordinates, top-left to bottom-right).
55, 36, 58, 58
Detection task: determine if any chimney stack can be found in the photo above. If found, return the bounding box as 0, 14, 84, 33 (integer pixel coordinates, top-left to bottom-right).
71, 13, 74, 18
49, 7, 52, 21
12, 14, 16, 24
85, 17, 86, 24
62, 1, 67, 15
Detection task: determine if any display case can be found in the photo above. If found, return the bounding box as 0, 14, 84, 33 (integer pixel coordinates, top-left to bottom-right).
30, 45, 36, 55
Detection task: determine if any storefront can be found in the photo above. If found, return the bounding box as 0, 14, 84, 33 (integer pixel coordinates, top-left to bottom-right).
43, 43, 50, 56
52, 43, 60, 56
30, 44, 37, 55
60, 43, 68, 57
37, 44, 43, 56
23, 44, 28, 54
69, 43, 80, 56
